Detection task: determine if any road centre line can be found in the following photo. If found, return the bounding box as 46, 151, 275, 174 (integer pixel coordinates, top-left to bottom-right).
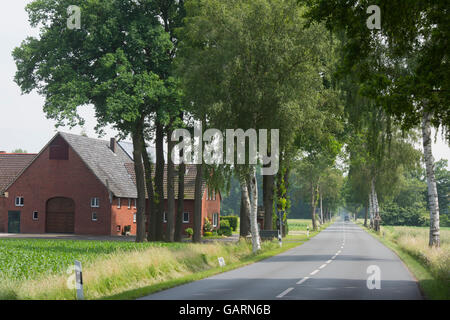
276, 287, 294, 298
319, 264, 327, 269
296, 277, 309, 285
310, 269, 319, 275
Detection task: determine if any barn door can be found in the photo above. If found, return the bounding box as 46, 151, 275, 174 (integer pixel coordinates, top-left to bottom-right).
46, 197, 75, 233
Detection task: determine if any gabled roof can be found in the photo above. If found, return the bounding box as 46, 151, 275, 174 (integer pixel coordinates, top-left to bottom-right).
58, 132, 137, 198
124, 163, 206, 200
0, 153, 36, 193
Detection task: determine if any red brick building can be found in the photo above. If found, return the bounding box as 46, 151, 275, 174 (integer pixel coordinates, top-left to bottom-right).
0, 132, 220, 236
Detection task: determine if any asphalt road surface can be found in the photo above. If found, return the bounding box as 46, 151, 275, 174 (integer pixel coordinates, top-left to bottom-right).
140, 219, 423, 300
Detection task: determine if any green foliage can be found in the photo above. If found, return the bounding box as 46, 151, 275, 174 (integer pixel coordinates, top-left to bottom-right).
203, 232, 213, 237
381, 201, 429, 227
203, 217, 213, 233
221, 216, 238, 232
185, 228, 194, 237
218, 220, 232, 237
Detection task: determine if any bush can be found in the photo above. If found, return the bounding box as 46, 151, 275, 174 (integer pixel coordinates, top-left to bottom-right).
185, 228, 193, 238
204, 232, 213, 237
222, 215, 238, 231
218, 220, 232, 236
203, 217, 213, 233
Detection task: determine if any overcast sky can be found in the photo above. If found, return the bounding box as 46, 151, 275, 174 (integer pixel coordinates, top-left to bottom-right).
0, 1, 448, 168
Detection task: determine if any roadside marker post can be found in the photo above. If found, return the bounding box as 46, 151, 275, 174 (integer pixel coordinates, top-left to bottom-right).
218, 257, 226, 267
75, 260, 84, 300
277, 211, 283, 247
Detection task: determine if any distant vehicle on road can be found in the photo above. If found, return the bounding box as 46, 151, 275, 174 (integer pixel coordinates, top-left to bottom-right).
344, 216, 350, 221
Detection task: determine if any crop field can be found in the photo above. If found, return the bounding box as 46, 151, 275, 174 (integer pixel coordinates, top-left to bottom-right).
287, 219, 314, 231
0, 239, 184, 281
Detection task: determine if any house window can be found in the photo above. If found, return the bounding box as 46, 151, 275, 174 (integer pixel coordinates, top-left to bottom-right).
117, 197, 121, 208
92, 212, 98, 221
15, 196, 24, 207
32, 211, 38, 221
213, 213, 219, 227
133, 213, 136, 223
183, 212, 190, 223
163, 212, 167, 223
128, 198, 131, 209
117, 225, 121, 232
133, 199, 136, 208
91, 197, 100, 208
213, 192, 216, 201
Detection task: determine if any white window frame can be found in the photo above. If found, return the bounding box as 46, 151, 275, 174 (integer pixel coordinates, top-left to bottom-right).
133, 198, 137, 209
128, 198, 131, 209
91, 197, 100, 208
92, 212, 98, 222
163, 212, 167, 223
133, 213, 136, 223
32, 211, 38, 221
15, 196, 24, 207
117, 197, 121, 208
213, 213, 218, 227
213, 191, 216, 201
183, 212, 190, 223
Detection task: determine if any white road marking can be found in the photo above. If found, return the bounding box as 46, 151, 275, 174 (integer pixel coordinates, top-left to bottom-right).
331, 255, 337, 259
326, 259, 332, 264
341, 246, 344, 248
319, 264, 327, 269
296, 277, 310, 285
276, 287, 294, 298
310, 269, 320, 275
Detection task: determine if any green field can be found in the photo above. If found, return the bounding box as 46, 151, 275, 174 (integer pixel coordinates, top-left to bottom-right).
0, 239, 184, 282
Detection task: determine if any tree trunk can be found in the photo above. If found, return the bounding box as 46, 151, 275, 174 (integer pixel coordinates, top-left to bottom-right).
175, 162, 185, 242
142, 135, 156, 242
364, 203, 368, 227
371, 177, 381, 231
166, 124, 175, 242
368, 189, 374, 228
239, 183, 250, 237
263, 174, 274, 230
311, 183, 317, 231
193, 163, 203, 243
154, 120, 165, 241
319, 188, 323, 225
422, 111, 440, 247
132, 122, 146, 243
249, 167, 261, 252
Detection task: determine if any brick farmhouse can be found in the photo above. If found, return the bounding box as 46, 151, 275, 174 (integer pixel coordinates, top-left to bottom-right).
0, 132, 220, 236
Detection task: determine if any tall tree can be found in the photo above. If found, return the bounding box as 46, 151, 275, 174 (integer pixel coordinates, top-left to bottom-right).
305, 0, 449, 246
13, 0, 172, 242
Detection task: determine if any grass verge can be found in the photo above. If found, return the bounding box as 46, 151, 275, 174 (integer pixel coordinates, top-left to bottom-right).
356, 221, 449, 300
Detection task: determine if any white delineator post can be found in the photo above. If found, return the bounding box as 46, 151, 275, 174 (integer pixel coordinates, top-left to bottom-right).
75, 260, 84, 300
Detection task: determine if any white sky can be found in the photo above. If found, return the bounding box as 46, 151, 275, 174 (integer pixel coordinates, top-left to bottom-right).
0, 1, 448, 168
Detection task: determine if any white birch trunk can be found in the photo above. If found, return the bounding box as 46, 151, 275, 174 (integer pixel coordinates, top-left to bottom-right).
371, 177, 381, 231
422, 111, 440, 247
319, 189, 323, 225
368, 185, 374, 228
249, 167, 261, 252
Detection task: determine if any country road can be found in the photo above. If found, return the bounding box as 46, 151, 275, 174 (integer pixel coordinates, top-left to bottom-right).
140, 219, 423, 300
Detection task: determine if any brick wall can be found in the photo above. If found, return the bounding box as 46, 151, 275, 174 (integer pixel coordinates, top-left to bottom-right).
3, 143, 112, 235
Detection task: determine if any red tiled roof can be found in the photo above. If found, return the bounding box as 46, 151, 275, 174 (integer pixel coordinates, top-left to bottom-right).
0, 154, 37, 192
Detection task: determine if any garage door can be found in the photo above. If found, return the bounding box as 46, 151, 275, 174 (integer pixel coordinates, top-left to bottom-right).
46, 197, 75, 233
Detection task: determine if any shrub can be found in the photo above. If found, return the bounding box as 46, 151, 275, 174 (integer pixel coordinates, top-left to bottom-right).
203, 217, 213, 233
218, 220, 232, 236
185, 228, 193, 238
222, 215, 238, 231
204, 232, 213, 237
